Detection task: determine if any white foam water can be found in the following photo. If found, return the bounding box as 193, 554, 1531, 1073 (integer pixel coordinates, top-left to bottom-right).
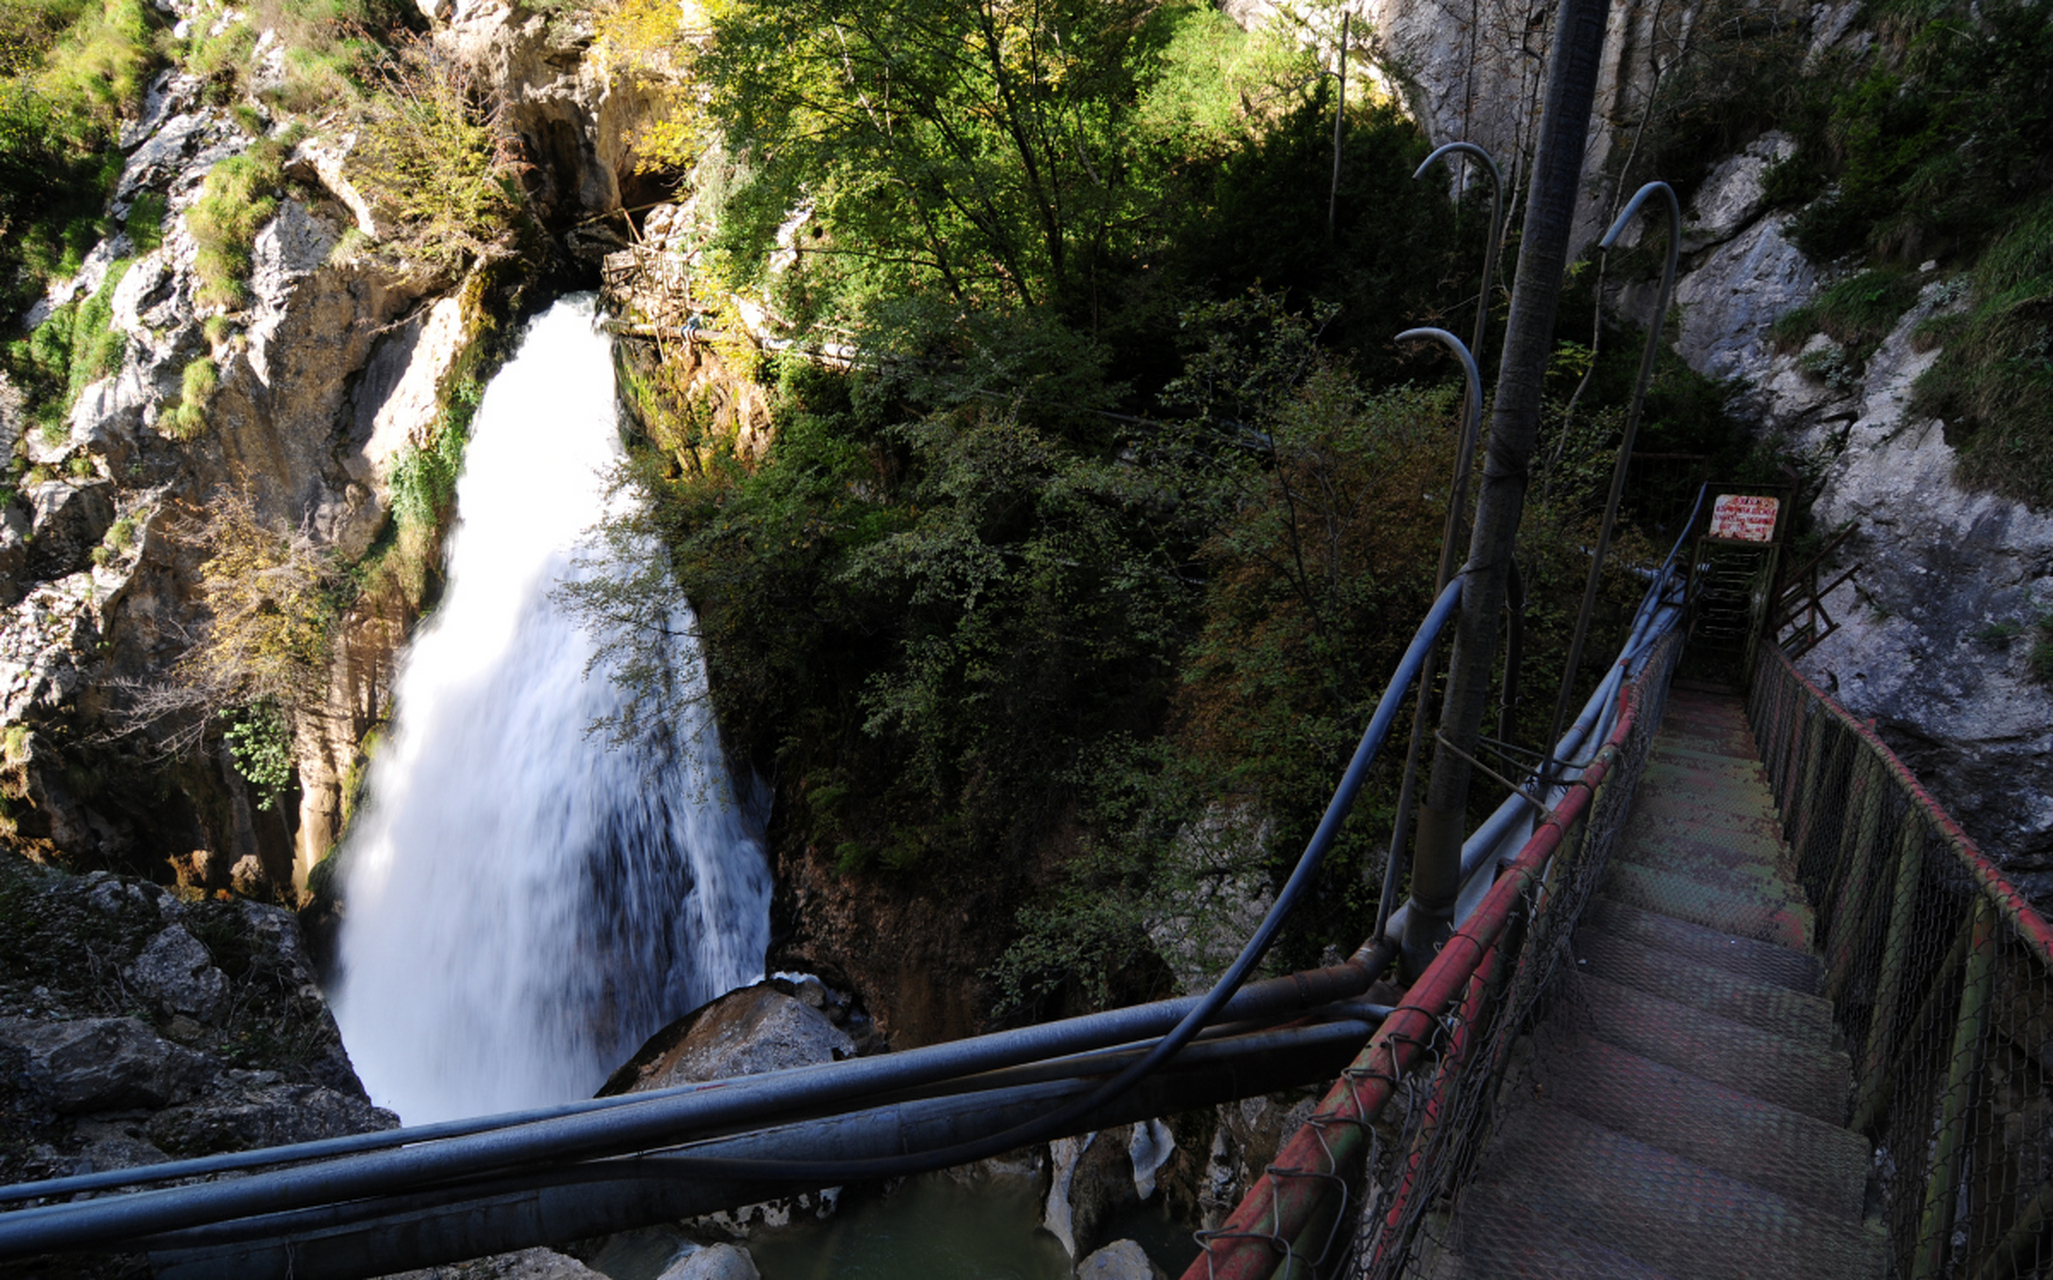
332, 295, 771, 1123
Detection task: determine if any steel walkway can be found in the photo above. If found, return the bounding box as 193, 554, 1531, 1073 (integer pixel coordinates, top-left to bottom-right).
1444, 686, 1887, 1278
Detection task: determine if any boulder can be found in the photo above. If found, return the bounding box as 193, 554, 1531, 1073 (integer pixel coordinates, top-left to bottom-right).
1044, 1128, 1140, 1261
599, 983, 855, 1095
1077, 1240, 1167, 1280
386, 1247, 609, 1279
124, 924, 229, 1024
0, 1017, 213, 1113
145, 1078, 397, 1157
26, 481, 116, 581
1128, 1118, 1175, 1200
657, 1244, 761, 1280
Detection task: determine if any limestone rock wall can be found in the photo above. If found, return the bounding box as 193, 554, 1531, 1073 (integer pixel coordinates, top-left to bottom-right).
0, 859, 395, 1195
0, 1, 671, 897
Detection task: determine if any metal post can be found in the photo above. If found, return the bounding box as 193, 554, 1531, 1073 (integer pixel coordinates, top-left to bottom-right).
1412, 141, 1506, 371
1543, 182, 1681, 764
1820, 753, 1879, 924
1824, 784, 1888, 1007
1376, 329, 1482, 932
1400, 0, 1616, 978
1788, 716, 1831, 872
1500, 559, 1526, 746
1853, 910, 1971, 1136
1914, 894, 1996, 1280
1855, 817, 1927, 1123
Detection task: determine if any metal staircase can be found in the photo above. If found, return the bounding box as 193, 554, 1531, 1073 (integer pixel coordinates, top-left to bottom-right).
1448, 686, 1888, 1278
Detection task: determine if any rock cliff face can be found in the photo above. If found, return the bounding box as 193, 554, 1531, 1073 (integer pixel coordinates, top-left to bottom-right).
1643, 99, 2053, 880
0, 0, 665, 898
0, 858, 394, 1195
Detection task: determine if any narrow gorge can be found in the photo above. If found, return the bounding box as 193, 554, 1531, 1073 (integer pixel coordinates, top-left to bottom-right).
0, 0, 2044, 1273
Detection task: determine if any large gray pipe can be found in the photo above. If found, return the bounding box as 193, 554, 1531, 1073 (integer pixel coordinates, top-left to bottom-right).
145, 1020, 1374, 1280
0, 959, 1381, 1258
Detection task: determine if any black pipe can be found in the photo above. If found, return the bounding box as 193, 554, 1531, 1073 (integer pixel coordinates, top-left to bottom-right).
0, 957, 1384, 1258
143, 1021, 1375, 1280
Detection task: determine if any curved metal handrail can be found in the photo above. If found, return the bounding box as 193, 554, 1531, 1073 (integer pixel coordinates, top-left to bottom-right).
1413, 142, 1506, 371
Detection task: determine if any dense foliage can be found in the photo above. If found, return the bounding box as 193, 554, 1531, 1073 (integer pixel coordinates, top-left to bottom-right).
0, 0, 151, 320
564, 0, 1731, 1019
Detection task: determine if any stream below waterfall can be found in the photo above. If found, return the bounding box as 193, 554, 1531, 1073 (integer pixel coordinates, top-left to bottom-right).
331, 295, 771, 1124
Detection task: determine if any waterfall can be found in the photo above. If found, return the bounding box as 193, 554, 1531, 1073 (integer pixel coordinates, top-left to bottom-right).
332, 296, 771, 1124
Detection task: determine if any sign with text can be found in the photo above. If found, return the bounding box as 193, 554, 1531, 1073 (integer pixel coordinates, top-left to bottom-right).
1709, 493, 1780, 543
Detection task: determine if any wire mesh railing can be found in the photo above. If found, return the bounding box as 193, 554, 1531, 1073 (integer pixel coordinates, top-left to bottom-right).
1182, 626, 1683, 1279
1748, 646, 2053, 1280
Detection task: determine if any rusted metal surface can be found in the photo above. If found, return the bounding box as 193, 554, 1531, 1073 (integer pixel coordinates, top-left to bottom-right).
1181, 637, 1659, 1280
1750, 646, 2053, 1279
1707, 493, 1780, 542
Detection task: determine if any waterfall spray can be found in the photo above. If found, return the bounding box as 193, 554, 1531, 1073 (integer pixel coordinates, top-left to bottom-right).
333, 296, 771, 1123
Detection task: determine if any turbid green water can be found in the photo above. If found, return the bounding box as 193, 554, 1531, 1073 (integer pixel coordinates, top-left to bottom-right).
747, 1174, 1073, 1280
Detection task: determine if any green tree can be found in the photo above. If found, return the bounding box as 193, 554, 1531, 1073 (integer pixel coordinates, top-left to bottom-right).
698, 0, 1184, 318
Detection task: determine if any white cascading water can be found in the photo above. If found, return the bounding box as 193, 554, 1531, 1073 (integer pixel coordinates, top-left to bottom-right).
332, 296, 771, 1123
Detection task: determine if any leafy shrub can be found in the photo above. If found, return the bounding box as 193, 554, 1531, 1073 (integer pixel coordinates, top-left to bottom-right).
173, 482, 340, 714
348, 36, 524, 276
387, 378, 476, 530
188, 138, 284, 309
1787, 0, 2053, 264
1916, 193, 2053, 504
222, 698, 292, 809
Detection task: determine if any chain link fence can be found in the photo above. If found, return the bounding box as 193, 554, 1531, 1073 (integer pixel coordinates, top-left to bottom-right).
1184, 627, 1682, 1280
1748, 647, 2053, 1280
1347, 629, 1682, 1277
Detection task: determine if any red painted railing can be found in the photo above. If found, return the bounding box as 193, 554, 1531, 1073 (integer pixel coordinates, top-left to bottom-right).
1749, 647, 2053, 1279
1182, 631, 1682, 1279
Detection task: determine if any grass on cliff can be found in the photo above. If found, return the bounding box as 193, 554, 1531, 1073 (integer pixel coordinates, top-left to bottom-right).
0, 0, 157, 319
1915, 193, 2053, 503
188, 137, 286, 310
3, 253, 132, 440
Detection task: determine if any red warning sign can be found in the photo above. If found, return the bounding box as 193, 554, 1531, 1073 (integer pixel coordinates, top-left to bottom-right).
1709, 494, 1780, 543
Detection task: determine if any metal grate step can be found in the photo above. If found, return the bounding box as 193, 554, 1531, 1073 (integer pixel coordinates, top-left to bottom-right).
1576, 974, 1851, 1124
1466, 1105, 1885, 1280
1601, 862, 1815, 950
1450, 1182, 1682, 1279
1528, 1031, 1870, 1217
1573, 928, 1836, 1043
1611, 827, 1800, 901
1582, 898, 1822, 995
